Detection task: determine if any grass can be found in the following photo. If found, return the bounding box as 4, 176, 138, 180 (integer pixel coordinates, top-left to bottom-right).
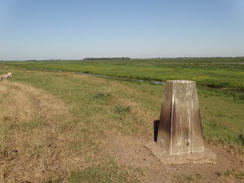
199, 92, 244, 149
223, 169, 244, 180
0, 58, 244, 182
2, 57, 243, 104
2, 57, 244, 92
177, 172, 203, 183
0, 67, 149, 182
69, 159, 141, 183
114, 106, 131, 113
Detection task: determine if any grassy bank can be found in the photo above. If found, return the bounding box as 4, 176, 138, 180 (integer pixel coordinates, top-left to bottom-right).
0, 59, 244, 182
1, 67, 149, 182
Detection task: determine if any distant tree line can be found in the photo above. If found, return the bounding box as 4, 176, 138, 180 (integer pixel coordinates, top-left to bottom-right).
83, 57, 131, 60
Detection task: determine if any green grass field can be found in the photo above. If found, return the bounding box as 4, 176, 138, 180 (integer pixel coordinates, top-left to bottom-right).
0, 57, 244, 182
3, 57, 244, 92
1, 57, 244, 148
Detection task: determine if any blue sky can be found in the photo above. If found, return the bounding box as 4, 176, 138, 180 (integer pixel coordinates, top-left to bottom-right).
0, 0, 244, 60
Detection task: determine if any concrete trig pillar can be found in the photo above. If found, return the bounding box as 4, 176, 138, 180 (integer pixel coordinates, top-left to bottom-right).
157, 80, 204, 155
145, 80, 216, 164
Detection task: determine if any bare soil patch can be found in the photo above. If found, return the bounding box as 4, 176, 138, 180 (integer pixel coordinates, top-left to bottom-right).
107, 133, 244, 183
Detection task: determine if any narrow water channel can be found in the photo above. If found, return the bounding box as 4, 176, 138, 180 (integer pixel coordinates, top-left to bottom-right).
30, 67, 166, 85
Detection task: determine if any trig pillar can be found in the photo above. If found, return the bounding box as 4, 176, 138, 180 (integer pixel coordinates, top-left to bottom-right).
157, 80, 205, 155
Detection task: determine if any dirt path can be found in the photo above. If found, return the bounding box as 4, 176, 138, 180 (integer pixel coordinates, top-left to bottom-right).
107, 134, 244, 183
0, 81, 79, 182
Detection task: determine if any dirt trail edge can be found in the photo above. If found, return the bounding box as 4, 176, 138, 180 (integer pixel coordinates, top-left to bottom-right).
107, 134, 244, 183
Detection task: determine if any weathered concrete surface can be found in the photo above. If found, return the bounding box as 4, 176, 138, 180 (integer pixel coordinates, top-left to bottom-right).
157, 80, 204, 155
145, 142, 217, 165
147, 80, 216, 164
